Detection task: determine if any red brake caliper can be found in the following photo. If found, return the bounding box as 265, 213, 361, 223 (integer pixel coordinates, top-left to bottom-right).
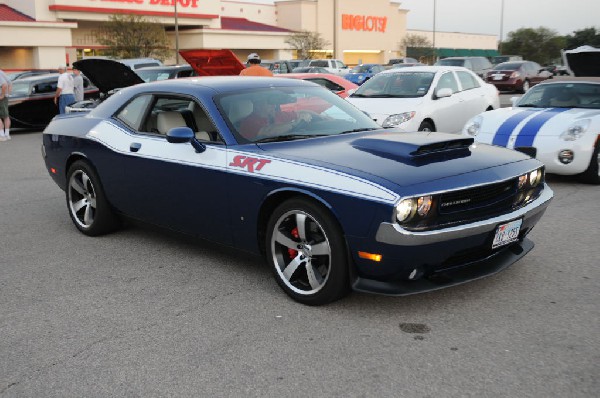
288, 227, 299, 259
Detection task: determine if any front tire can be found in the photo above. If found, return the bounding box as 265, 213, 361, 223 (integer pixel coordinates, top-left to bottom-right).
265, 198, 350, 305
418, 120, 435, 132
66, 160, 120, 236
520, 80, 530, 94
578, 142, 600, 184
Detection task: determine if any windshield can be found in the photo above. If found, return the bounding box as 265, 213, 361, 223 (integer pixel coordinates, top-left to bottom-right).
352, 72, 434, 98
517, 83, 600, 109
216, 86, 380, 144
436, 59, 465, 67
493, 62, 522, 71
351, 65, 372, 73
136, 69, 174, 82
9, 81, 32, 97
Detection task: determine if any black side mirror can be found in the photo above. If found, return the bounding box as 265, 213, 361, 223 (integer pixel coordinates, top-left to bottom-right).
166, 127, 206, 153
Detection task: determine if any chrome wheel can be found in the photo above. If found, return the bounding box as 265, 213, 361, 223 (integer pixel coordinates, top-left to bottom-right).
270, 210, 332, 295
522, 80, 530, 93
68, 169, 97, 229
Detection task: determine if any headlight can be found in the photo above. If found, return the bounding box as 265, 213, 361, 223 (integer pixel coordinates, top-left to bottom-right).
518, 174, 528, 189
395, 198, 416, 222
357, 75, 366, 81
382, 111, 416, 128
529, 168, 542, 187
559, 119, 590, 141
417, 196, 432, 216
464, 115, 483, 136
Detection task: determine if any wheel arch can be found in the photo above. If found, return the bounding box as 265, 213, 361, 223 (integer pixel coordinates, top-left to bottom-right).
421, 118, 436, 131
256, 188, 345, 256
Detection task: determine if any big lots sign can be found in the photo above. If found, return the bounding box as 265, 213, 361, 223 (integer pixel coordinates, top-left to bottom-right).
341, 14, 387, 33
90, 0, 200, 7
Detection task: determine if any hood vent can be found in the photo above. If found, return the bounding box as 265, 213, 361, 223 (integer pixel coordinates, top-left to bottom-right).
410, 138, 474, 157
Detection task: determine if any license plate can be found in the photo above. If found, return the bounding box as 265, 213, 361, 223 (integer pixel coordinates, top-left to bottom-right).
492, 219, 522, 249
493, 74, 503, 80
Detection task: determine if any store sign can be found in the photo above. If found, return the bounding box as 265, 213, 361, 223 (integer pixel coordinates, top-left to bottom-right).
89, 0, 200, 8
341, 14, 387, 32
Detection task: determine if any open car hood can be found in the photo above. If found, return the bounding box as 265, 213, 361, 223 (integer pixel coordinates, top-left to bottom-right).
562, 45, 600, 77
178, 49, 245, 76
73, 59, 145, 94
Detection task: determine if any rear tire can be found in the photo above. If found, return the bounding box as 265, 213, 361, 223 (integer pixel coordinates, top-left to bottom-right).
578, 141, 600, 184
520, 80, 530, 94
265, 198, 350, 305
66, 160, 120, 236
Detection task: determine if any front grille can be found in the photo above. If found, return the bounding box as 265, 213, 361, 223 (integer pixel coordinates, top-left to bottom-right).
438, 179, 516, 214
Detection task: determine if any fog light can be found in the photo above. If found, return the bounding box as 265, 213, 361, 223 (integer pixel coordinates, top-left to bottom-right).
558, 150, 574, 164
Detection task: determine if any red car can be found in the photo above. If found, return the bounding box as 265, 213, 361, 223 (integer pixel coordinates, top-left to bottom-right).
278, 73, 358, 98
485, 61, 553, 93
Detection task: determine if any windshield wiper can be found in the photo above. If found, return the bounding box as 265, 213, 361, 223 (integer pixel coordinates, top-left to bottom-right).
517, 104, 541, 108
339, 127, 379, 134
254, 134, 326, 143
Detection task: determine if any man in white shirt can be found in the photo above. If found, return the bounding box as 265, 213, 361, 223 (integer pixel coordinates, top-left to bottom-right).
72, 67, 84, 102
0, 68, 11, 141
54, 65, 75, 114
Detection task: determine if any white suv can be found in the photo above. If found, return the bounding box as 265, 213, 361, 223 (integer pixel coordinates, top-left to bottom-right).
308, 59, 349, 75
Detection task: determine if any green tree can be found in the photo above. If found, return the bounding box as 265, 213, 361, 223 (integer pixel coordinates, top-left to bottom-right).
285, 30, 330, 60
96, 14, 171, 61
401, 33, 433, 62
565, 27, 600, 49
500, 27, 566, 65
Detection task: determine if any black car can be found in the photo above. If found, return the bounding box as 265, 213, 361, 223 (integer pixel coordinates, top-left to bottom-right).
8, 73, 98, 128
135, 65, 197, 82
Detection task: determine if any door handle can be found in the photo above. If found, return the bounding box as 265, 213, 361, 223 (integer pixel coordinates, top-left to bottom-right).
130, 142, 142, 152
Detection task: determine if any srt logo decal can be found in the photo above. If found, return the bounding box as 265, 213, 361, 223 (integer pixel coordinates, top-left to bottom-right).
229, 155, 271, 173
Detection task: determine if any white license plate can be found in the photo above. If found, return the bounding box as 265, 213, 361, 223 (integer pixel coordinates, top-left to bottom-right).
493, 75, 504, 80
492, 219, 522, 249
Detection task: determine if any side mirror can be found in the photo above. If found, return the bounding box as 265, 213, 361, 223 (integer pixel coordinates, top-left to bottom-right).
435, 87, 453, 99
510, 96, 521, 107
166, 127, 206, 153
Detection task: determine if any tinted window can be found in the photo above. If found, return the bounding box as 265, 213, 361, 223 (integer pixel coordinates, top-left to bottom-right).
116, 95, 153, 130
493, 62, 522, 70
456, 71, 480, 90
310, 60, 328, 68
437, 59, 465, 67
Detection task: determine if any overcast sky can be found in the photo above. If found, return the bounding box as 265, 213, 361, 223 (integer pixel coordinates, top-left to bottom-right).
246, 0, 599, 39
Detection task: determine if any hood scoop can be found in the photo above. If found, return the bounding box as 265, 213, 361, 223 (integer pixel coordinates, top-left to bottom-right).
352, 132, 474, 165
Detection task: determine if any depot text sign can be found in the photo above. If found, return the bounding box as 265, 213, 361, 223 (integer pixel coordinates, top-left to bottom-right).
90, 0, 200, 8
341, 14, 387, 33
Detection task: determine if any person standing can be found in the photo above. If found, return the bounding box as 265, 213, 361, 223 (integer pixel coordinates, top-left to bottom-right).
72, 66, 84, 103
239, 53, 273, 77
0, 68, 11, 141
54, 65, 75, 114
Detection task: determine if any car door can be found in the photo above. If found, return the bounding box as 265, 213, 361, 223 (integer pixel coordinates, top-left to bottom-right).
455, 70, 489, 119
429, 71, 467, 133
112, 93, 232, 243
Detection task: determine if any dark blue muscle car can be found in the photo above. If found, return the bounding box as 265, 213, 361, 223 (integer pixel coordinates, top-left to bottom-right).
42, 76, 553, 305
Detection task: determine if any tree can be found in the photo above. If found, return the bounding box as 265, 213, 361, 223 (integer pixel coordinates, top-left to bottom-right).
564, 27, 600, 49
401, 33, 433, 61
500, 27, 566, 65
285, 30, 330, 60
96, 14, 172, 61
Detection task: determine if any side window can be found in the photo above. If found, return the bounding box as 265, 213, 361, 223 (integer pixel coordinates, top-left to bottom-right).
177, 70, 193, 78
463, 60, 473, 70
310, 60, 328, 67
116, 95, 153, 131
437, 72, 459, 93
34, 81, 58, 94
456, 71, 480, 90
280, 63, 288, 73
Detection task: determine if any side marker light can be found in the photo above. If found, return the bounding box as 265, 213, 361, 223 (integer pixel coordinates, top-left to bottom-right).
358, 251, 382, 262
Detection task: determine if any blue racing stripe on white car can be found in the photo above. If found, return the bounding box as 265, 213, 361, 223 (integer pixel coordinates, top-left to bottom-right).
492, 109, 540, 147
513, 108, 570, 148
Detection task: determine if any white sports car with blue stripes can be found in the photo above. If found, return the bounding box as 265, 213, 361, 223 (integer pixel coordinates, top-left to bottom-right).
463, 80, 600, 184
43, 76, 553, 305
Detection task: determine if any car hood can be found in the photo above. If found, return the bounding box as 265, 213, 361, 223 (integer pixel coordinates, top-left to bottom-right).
562, 45, 600, 77
346, 96, 425, 124
258, 131, 531, 192
475, 106, 600, 138
178, 49, 245, 76
73, 59, 144, 94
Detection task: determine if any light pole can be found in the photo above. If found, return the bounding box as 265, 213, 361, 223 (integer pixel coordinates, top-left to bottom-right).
432, 0, 436, 62
174, 0, 180, 63
498, 0, 505, 54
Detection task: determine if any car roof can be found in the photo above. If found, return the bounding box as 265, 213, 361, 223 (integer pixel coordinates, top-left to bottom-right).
379, 65, 469, 75
11, 73, 59, 83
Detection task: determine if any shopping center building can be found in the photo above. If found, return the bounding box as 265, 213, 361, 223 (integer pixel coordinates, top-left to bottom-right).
0, 0, 498, 69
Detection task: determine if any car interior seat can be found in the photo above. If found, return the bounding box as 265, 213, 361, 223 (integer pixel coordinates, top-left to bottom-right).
156, 111, 188, 135
549, 87, 580, 107
188, 102, 216, 141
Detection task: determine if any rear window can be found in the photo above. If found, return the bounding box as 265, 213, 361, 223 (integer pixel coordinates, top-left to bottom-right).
437, 59, 465, 67
309, 60, 328, 67
494, 62, 521, 70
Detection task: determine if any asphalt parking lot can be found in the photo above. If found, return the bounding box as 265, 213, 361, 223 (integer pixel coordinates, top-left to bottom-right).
1, 130, 598, 397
